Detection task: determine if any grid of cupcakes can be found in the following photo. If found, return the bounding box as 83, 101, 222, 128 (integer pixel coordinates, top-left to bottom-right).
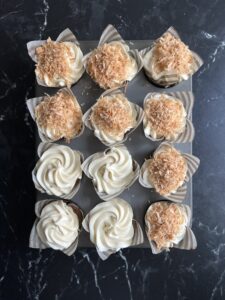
26, 24, 202, 259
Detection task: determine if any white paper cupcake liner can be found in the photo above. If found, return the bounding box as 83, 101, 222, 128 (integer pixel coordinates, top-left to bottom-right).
143, 91, 195, 143
83, 87, 144, 146
139, 142, 200, 202
145, 201, 197, 254
139, 26, 204, 88
27, 28, 85, 87
82, 199, 144, 260
29, 199, 83, 256
26, 87, 84, 143
82, 24, 143, 89
81, 145, 140, 201
32, 142, 84, 199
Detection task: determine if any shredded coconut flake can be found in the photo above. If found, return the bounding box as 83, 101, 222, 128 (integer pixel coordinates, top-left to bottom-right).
148, 146, 187, 195
146, 202, 186, 250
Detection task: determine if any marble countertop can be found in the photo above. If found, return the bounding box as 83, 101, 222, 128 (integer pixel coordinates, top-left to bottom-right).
1, 0, 225, 299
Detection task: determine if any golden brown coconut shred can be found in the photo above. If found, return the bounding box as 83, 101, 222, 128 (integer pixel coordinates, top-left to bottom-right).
35, 90, 82, 142
35, 38, 75, 86
145, 96, 185, 138
153, 32, 193, 75
146, 202, 186, 250
90, 94, 136, 137
148, 146, 187, 195
86, 43, 132, 89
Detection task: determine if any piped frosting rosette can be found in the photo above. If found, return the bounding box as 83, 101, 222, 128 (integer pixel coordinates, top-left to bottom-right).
82, 144, 140, 201
145, 201, 197, 254
143, 91, 195, 143
83, 24, 143, 89
26, 88, 84, 143
27, 28, 84, 87
139, 142, 200, 202
32, 142, 83, 199
139, 27, 203, 87
83, 87, 143, 146
29, 199, 83, 255
82, 198, 143, 259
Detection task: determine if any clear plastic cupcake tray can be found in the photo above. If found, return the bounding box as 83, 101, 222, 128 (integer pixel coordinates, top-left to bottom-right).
35, 40, 192, 247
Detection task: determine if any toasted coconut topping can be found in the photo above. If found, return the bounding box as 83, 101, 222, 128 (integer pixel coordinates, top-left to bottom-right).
35, 38, 75, 86
148, 146, 187, 195
146, 202, 186, 249
35, 90, 82, 142
145, 95, 186, 138
90, 94, 136, 137
87, 42, 132, 89
153, 32, 193, 75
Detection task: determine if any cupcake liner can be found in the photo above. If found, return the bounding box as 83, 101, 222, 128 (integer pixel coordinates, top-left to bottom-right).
139, 26, 203, 88
27, 28, 85, 87
83, 87, 144, 146
139, 142, 200, 202
81, 145, 140, 201
82, 24, 143, 88
82, 203, 144, 260
145, 201, 197, 254
29, 199, 83, 256
26, 87, 84, 143
143, 91, 195, 143
32, 142, 84, 199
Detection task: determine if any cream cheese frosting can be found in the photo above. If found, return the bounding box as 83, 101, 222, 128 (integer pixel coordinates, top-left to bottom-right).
83, 198, 134, 252
87, 145, 135, 195
36, 200, 79, 250
34, 144, 82, 197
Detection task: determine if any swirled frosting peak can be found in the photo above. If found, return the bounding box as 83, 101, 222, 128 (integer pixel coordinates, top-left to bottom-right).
83, 198, 134, 252
37, 200, 79, 250
33, 144, 82, 197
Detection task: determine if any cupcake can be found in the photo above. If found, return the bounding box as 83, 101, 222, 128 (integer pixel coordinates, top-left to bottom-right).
139, 143, 200, 202
29, 199, 83, 255
27, 88, 84, 142
145, 201, 197, 254
82, 198, 143, 259
82, 144, 140, 201
140, 27, 203, 87
83, 88, 143, 146
27, 28, 84, 87
143, 92, 195, 143
32, 142, 83, 199
83, 24, 143, 89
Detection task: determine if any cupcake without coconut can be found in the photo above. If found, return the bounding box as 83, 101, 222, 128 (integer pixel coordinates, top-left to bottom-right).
140, 27, 203, 87
145, 201, 197, 253
83, 24, 142, 90
29, 199, 83, 255
82, 198, 143, 259
32, 143, 83, 199
83, 88, 143, 146
27, 28, 84, 87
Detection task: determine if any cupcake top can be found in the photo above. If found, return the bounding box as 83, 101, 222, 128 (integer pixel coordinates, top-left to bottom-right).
89, 93, 137, 144
35, 37, 84, 87
145, 202, 188, 250
33, 143, 82, 198
83, 198, 135, 253
143, 93, 186, 140
86, 41, 137, 89
147, 146, 187, 196
36, 200, 80, 251
35, 89, 83, 142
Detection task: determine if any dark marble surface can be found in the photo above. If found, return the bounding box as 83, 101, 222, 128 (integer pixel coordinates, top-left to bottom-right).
1, 0, 225, 299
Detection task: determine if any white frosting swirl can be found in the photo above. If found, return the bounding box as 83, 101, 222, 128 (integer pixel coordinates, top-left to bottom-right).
36, 42, 84, 87
84, 198, 134, 252
37, 200, 79, 250
34, 144, 82, 197
88, 145, 135, 195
